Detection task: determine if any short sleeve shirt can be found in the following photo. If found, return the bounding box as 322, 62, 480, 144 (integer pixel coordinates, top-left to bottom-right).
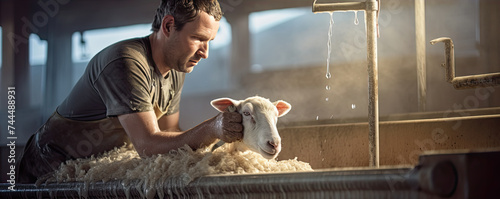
58, 36, 184, 121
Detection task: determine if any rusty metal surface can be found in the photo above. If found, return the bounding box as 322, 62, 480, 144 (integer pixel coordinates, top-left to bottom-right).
452, 73, 500, 89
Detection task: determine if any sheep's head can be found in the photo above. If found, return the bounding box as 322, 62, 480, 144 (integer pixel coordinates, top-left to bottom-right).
211, 96, 292, 159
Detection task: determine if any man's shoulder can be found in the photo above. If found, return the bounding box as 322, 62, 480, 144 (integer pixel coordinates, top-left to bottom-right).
82, 36, 156, 84
89, 36, 153, 73
103, 37, 150, 61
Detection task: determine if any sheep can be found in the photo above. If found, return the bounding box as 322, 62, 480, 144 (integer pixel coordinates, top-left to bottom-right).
210, 96, 292, 160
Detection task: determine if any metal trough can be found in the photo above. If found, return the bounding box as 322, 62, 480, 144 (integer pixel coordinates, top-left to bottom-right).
1, 150, 499, 198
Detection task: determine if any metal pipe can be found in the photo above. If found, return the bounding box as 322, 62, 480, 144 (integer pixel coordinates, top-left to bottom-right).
430, 37, 455, 82
313, 0, 380, 167
366, 0, 380, 168
451, 74, 500, 89
415, 0, 427, 111
430, 37, 500, 89
312, 1, 366, 13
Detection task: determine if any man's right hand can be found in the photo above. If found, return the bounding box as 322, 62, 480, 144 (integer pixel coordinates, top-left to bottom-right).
214, 112, 243, 143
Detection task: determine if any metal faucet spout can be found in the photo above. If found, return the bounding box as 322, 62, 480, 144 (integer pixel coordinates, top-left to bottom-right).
313, 1, 365, 13
313, 0, 378, 13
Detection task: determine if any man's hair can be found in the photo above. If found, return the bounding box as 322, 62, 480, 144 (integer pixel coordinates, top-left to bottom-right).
151, 0, 223, 32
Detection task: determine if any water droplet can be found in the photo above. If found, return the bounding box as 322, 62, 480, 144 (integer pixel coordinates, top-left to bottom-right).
326, 72, 332, 79
325, 98, 329, 101
354, 11, 359, 25
325, 85, 331, 90
351, 104, 356, 109
326, 13, 334, 80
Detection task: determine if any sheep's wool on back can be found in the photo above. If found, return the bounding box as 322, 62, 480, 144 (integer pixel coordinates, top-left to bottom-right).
40, 143, 312, 198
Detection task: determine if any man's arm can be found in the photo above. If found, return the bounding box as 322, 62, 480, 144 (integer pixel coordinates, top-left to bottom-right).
158, 112, 181, 132
118, 111, 242, 157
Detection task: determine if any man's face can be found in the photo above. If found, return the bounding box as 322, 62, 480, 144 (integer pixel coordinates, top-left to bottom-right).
165, 11, 220, 73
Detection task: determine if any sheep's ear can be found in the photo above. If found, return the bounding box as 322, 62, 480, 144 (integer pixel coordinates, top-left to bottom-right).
211, 98, 238, 112
274, 100, 292, 117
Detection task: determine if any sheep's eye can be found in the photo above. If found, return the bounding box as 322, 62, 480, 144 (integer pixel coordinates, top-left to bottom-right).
243, 111, 251, 116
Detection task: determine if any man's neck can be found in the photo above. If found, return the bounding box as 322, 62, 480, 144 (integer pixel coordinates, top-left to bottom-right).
149, 33, 172, 78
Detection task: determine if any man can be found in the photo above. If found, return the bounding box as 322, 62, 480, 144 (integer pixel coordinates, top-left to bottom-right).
17, 0, 243, 183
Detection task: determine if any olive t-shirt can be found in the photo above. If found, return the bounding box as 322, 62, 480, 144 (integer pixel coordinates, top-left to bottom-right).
58, 36, 184, 120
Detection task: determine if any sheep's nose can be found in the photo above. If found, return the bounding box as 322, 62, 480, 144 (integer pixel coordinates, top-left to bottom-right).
267, 140, 279, 149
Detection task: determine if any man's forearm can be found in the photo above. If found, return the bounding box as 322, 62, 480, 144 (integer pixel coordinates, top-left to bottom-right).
119, 111, 218, 157
119, 111, 242, 157
137, 116, 219, 156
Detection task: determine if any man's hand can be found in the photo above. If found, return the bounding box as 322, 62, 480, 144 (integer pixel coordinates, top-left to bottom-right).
214, 112, 243, 143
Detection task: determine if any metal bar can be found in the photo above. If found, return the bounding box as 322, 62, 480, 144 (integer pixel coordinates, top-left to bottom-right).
1, 167, 417, 198
431, 37, 455, 83
452, 73, 500, 89
366, 0, 380, 168
415, 0, 427, 111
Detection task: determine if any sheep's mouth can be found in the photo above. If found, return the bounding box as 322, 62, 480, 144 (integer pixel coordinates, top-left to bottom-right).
259, 147, 277, 159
